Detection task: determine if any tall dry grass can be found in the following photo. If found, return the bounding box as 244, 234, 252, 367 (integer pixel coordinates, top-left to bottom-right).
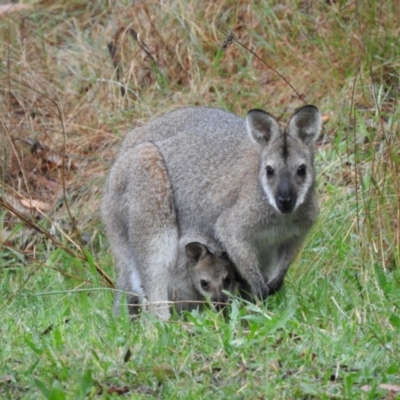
0, 0, 398, 281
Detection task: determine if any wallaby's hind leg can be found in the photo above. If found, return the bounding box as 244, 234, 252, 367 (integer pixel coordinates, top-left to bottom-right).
133, 230, 178, 320
113, 269, 144, 317
102, 148, 146, 316
111, 239, 146, 316
125, 142, 179, 320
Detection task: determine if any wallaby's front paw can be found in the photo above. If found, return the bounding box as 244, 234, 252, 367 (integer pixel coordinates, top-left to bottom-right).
251, 279, 270, 301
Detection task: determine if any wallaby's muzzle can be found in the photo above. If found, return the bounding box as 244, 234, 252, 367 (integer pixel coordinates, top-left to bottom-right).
276, 177, 297, 214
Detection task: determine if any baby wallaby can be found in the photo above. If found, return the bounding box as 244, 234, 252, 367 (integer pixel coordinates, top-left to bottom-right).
102, 140, 237, 320
170, 241, 237, 313
114, 105, 321, 300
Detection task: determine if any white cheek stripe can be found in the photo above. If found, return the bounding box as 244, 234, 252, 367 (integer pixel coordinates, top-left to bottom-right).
261, 172, 280, 212
294, 174, 313, 210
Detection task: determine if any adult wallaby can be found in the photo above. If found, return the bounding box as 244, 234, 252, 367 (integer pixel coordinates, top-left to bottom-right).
115, 105, 321, 300
102, 141, 237, 320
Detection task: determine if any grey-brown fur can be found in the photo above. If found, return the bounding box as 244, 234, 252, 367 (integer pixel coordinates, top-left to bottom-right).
101, 141, 237, 320
113, 105, 321, 299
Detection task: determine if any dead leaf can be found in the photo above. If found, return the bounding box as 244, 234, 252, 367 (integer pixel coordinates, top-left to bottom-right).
20, 198, 53, 211
13, 137, 77, 171
37, 177, 60, 192
361, 383, 400, 392
32, 141, 77, 171
361, 384, 372, 391
379, 384, 400, 392
0, 229, 15, 245
107, 386, 130, 395
0, 4, 32, 15
0, 375, 13, 383
153, 364, 175, 382
321, 114, 331, 123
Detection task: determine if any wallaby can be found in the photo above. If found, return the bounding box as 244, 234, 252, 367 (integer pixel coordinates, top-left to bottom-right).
101, 141, 237, 320
113, 105, 321, 299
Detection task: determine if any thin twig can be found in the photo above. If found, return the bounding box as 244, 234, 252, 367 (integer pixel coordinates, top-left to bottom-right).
220, 30, 306, 104
0, 196, 114, 287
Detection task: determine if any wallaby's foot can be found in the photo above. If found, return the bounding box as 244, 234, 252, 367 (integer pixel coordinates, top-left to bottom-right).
148, 302, 171, 321
127, 293, 142, 316
252, 283, 270, 301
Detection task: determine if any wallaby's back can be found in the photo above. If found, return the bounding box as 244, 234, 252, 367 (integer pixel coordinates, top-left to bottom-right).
122, 107, 246, 150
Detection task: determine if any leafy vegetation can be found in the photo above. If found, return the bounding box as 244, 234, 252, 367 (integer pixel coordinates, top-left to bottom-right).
0, 1, 399, 398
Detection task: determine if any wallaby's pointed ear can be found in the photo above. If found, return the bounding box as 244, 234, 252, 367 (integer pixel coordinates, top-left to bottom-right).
185, 242, 209, 264
288, 105, 321, 146
246, 109, 281, 147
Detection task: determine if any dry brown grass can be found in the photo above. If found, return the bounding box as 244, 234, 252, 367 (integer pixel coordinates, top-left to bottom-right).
0, 0, 398, 277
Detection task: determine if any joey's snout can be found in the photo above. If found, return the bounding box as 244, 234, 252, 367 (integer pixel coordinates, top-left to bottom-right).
209, 284, 230, 310
212, 294, 228, 311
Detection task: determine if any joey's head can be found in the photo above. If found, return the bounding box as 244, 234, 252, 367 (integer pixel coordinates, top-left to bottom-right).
185, 242, 236, 307
246, 105, 321, 214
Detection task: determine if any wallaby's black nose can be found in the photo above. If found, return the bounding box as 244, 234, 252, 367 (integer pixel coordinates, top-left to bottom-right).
276, 174, 296, 214
277, 195, 294, 213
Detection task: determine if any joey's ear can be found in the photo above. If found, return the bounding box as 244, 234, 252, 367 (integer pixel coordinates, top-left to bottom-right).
185, 242, 210, 264
288, 105, 321, 146
246, 109, 281, 147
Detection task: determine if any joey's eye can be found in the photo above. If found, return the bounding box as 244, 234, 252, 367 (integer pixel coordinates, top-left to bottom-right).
200, 280, 209, 290
266, 166, 274, 177
297, 164, 306, 176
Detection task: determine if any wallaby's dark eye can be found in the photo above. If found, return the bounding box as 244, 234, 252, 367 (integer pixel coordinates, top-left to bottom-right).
223, 277, 231, 287
297, 164, 306, 176
200, 280, 209, 290
266, 166, 274, 177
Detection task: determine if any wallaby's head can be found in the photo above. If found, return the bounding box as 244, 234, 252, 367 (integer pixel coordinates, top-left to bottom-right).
185, 242, 236, 306
246, 105, 321, 214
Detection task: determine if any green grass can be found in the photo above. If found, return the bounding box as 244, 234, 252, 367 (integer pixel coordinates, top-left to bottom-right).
1, 0, 399, 398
